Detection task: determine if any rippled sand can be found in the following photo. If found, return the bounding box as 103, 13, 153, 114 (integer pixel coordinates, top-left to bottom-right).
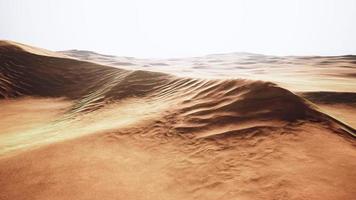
1, 41, 355, 200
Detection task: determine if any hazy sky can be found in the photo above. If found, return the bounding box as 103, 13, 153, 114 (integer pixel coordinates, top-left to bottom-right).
1, 0, 356, 58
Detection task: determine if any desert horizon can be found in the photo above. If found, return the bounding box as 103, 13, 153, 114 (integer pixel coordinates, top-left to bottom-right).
0, 39, 355, 199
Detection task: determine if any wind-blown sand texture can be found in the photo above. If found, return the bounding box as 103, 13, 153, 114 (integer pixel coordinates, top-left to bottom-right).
1, 41, 356, 200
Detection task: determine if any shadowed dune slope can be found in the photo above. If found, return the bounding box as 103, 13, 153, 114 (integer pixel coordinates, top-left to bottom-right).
300, 91, 356, 105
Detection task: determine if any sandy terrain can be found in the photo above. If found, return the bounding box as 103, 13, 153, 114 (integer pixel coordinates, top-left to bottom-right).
62, 50, 356, 92
0, 41, 355, 200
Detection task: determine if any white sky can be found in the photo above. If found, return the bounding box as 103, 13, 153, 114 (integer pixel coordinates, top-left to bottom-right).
1, 0, 356, 58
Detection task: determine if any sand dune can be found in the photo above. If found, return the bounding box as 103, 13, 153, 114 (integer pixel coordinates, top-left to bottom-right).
62, 49, 356, 92
1, 41, 356, 200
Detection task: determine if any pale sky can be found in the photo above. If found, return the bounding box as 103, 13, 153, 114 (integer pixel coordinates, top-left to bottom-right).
1, 0, 356, 58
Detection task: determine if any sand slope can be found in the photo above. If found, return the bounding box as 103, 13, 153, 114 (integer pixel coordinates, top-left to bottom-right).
1, 41, 356, 200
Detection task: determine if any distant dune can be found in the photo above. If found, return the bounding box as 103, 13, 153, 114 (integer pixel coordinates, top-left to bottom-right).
61, 48, 356, 92
1, 41, 356, 200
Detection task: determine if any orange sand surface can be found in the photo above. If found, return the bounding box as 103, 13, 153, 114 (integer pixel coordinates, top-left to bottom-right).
1, 41, 355, 200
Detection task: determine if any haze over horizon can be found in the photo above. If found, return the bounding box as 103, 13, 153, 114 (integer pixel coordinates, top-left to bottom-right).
1, 0, 356, 58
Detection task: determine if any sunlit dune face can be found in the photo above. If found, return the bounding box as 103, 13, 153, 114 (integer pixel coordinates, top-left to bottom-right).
0, 98, 71, 136
0, 97, 170, 156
